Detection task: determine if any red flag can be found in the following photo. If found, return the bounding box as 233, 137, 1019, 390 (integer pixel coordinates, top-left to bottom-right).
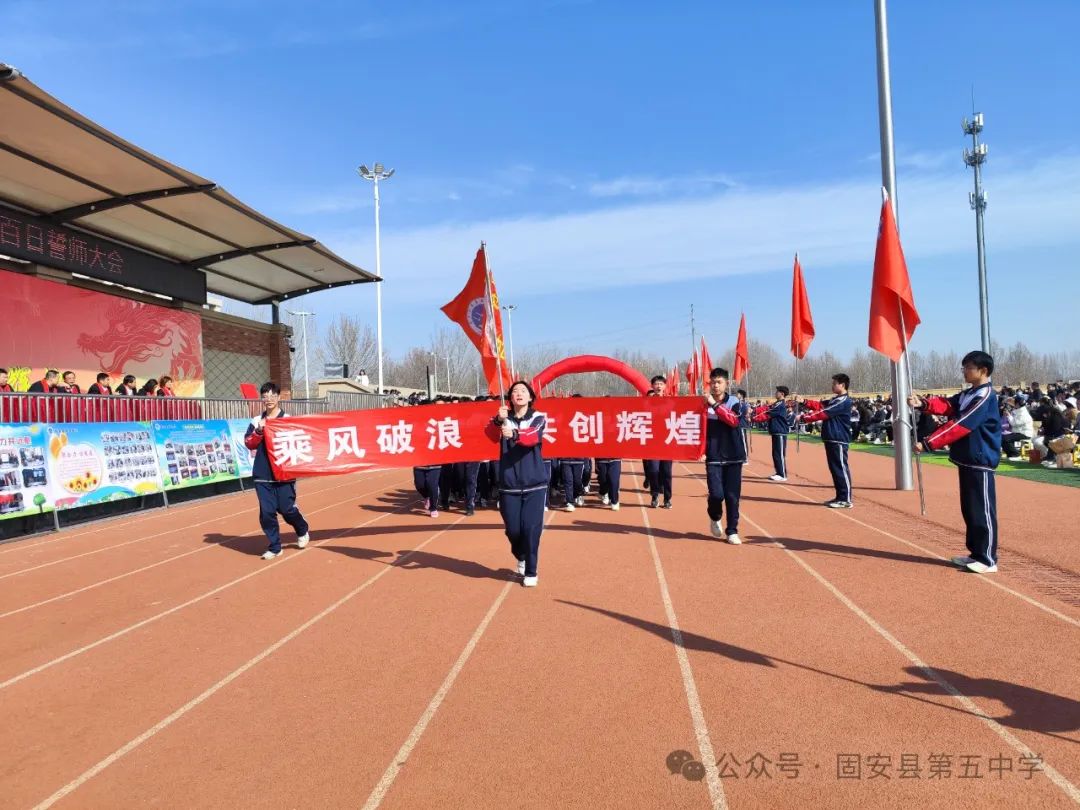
666, 364, 678, 395
868, 191, 921, 361
685, 350, 699, 395
791, 253, 815, 359
440, 246, 512, 394
733, 313, 751, 382
699, 336, 713, 381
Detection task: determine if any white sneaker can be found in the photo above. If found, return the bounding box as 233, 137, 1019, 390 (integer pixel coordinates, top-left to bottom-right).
517, 559, 526, 576
544, 506, 549, 512
565, 503, 575, 512
828, 500, 853, 509
768, 474, 787, 482
611, 502, 620, 511
601, 494, 610, 505
951, 555, 975, 567
965, 561, 997, 574
726, 532, 742, 545
709, 520, 724, 539
575, 496, 585, 507
297, 533, 310, 549
523, 575, 538, 587
261, 550, 281, 560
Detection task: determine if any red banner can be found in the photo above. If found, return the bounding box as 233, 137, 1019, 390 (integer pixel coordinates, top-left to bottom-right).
263, 397, 708, 477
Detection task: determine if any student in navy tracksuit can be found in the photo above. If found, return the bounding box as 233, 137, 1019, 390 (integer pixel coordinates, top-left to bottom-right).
754, 386, 792, 481
595, 457, 622, 510
799, 373, 854, 508
413, 463, 442, 517
489, 381, 548, 587
243, 382, 311, 560
643, 376, 674, 508
704, 367, 746, 543
910, 351, 1002, 574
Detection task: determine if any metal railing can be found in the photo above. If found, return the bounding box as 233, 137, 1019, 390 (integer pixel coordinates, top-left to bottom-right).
0, 391, 388, 424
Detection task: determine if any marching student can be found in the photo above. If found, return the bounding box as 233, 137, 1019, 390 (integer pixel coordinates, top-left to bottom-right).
489, 380, 548, 587
755, 386, 792, 481
703, 367, 746, 543
560, 393, 588, 512
909, 351, 1002, 574
799, 373, 854, 508
595, 456, 622, 511
243, 381, 311, 560
643, 377, 674, 508
413, 463, 443, 518
87, 373, 113, 395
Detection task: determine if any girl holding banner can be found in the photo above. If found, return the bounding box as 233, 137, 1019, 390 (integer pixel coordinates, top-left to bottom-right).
490, 381, 547, 587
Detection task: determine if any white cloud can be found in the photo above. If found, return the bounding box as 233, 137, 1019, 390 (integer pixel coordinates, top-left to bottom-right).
323, 153, 1080, 303
588, 173, 737, 198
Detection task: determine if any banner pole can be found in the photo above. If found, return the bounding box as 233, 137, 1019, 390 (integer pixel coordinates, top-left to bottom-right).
794, 357, 801, 453
481, 242, 506, 401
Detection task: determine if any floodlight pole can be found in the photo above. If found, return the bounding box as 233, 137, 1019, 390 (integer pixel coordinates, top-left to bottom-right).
875, 0, 914, 491
963, 113, 991, 353
358, 163, 395, 396
285, 309, 313, 399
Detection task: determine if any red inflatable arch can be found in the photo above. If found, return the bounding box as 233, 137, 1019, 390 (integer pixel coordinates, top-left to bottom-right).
531, 354, 650, 397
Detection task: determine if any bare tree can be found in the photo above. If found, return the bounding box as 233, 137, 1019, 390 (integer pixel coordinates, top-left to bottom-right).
317, 314, 378, 380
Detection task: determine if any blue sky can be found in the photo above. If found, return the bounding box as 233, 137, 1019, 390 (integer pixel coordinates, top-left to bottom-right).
5, 0, 1080, 366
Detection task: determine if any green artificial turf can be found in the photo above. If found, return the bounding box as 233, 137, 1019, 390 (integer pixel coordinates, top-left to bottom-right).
763, 431, 1080, 489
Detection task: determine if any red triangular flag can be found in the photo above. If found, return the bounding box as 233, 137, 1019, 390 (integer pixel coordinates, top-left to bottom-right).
868, 191, 921, 361
733, 314, 751, 383
699, 336, 713, 382
686, 350, 699, 395
791, 253, 815, 360
440, 246, 512, 394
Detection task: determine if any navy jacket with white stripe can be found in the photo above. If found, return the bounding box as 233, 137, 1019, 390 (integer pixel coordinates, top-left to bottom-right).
923, 382, 1001, 470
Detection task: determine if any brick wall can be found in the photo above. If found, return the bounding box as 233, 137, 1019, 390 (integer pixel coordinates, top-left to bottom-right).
200, 310, 292, 398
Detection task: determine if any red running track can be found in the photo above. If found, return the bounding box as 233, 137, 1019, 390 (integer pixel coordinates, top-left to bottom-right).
0, 444, 1077, 809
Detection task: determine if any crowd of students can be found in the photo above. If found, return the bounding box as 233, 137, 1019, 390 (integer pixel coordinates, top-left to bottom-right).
240, 349, 1033, 592
0, 368, 178, 397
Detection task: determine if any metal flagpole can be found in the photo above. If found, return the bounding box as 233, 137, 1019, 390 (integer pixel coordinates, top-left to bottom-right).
690, 304, 697, 394
875, 0, 915, 491
898, 302, 927, 515
481, 242, 507, 401
794, 357, 801, 452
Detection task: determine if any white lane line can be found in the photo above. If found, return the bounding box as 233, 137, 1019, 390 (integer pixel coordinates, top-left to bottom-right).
1, 479, 416, 691
0, 470, 388, 579
740, 509, 1080, 805
775, 479, 1080, 630
31, 513, 467, 810
361, 508, 560, 809
631, 463, 727, 810
361, 581, 514, 810
680, 462, 1080, 805
0, 476, 399, 620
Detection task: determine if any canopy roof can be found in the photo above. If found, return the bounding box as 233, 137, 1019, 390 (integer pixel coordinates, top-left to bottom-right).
0, 64, 376, 304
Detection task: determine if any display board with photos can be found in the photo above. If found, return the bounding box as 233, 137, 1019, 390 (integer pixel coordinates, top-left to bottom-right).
227, 419, 256, 478
50, 422, 163, 511
152, 420, 240, 490
0, 424, 52, 521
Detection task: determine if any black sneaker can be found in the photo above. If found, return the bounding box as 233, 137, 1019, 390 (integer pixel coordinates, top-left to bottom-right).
662, 501, 673, 509
650, 496, 659, 508
465, 507, 475, 516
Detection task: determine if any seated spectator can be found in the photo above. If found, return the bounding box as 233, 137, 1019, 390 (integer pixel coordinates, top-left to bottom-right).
1000, 398, 1035, 460
0, 368, 11, 393
116, 375, 137, 396
137, 378, 159, 397
157, 375, 176, 396
1033, 398, 1069, 468
28, 370, 60, 393
865, 404, 890, 444
57, 371, 81, 394
87, 373, 113, 395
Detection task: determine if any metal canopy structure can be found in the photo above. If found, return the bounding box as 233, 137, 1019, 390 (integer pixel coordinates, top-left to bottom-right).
0, 64, 377, 305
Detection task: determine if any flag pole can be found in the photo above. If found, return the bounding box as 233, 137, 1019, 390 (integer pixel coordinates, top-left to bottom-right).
481, 241, 507, 401
897, 301, 927, 515
876, 0, 915, 491
794, 356, 801, 452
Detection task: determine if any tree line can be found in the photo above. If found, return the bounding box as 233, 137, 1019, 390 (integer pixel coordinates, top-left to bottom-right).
291, 314, 1080, 399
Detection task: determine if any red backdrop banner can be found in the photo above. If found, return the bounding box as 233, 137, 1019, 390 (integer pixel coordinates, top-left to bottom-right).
1, 270, 205, 395
263, 396, 708, 477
